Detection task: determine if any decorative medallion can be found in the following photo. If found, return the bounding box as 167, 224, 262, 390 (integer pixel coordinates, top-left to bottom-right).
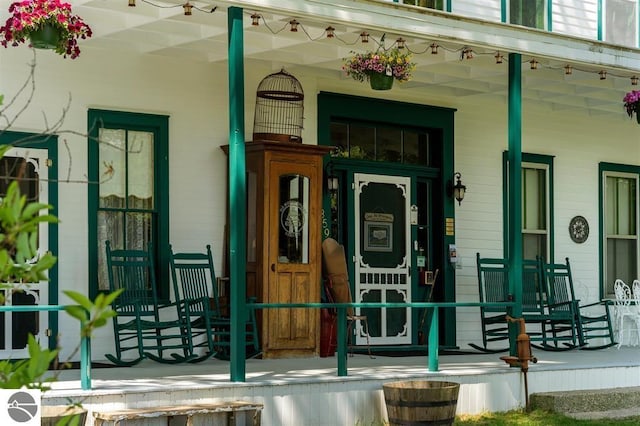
569, 215, 589, 243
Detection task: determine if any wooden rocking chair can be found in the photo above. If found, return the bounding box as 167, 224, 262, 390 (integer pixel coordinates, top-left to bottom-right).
169, 244, 260, 362
104, 241, 195, 366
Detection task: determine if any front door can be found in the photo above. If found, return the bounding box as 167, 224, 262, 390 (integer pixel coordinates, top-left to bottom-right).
354, 173, 411, 345
0, 147, 50, 359
267, 159, 319, 352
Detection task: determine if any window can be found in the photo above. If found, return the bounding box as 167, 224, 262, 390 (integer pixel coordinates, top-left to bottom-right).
402, 0, 444, 10
504, 153, 553, 261
88, 110, 169, 299
605, 0, 637, 46
601, 168, 639, 297
329, 121, 432, 165
510, 0, 545, 29
522, 163, 549, 261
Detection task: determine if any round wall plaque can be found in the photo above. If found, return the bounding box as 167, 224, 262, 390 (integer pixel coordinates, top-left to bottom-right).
569, 216, 589, 243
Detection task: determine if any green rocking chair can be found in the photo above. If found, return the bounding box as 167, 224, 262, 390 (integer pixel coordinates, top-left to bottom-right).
104, 241, 196, 366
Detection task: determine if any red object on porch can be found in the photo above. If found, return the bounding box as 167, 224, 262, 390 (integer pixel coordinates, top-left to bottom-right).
320, 308, 337, 357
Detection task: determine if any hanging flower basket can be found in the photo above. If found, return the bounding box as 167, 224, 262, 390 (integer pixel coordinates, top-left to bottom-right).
623, 90, 640, 124
369, 72, 394, 90
343, 47, 415, 90
0, 0, 93, 59
28, 23, 60, 49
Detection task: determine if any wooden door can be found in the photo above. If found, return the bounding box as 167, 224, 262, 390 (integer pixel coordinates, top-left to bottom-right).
266, 159, 319, 354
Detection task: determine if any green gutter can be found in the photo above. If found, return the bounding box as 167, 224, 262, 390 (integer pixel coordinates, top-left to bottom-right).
227, 6, 247, 382
507, 53, 523, 356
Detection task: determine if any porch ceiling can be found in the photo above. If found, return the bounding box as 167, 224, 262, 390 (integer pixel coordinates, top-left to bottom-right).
66, 0, 639, 119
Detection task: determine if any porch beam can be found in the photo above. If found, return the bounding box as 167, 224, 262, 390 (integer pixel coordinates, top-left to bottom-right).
227, 0, 640, 71
507, 53, 523, 356
228, 6, 247, 382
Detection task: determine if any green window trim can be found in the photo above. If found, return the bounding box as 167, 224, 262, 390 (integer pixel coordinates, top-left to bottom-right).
599, 162, 640, 299
87, 109, 169, 300
502, 152, 554, 261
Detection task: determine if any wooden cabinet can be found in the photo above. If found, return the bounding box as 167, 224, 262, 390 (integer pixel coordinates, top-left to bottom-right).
244, 141, 331, 358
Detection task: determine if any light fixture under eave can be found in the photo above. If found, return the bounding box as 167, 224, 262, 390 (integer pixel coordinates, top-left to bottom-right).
396, 37, 406, 49
529, 59, 538, 70
251, 13, 260, 26
632, 75, 639, 85
289, 19, 299, 32
360, 31, 369, 43
430, 43, 439, 54
128, 0, 136, 6
183, 2, 193, 16
448, 172, 466, 206
599, 70, 607, 80
564, 64, 573, 75
494, 52, 503, 64
325, 26, 335, 38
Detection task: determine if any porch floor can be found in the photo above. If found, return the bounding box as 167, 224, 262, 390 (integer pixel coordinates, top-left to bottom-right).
44, 346, 640, 425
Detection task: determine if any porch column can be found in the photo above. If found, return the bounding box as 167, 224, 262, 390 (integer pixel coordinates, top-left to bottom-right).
227, 6, 247, 382
507, 53, 523, 356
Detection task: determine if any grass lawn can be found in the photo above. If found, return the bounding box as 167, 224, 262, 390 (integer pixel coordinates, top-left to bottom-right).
454, 409, 640, 425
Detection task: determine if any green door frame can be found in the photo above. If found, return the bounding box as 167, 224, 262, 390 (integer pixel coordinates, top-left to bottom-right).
0, 131, 58, 350
317, 92, 457, 348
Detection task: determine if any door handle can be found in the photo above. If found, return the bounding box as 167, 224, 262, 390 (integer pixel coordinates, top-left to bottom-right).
271, 263, 275, 272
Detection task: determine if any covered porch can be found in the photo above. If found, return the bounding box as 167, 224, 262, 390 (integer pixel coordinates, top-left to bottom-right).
44, 346, 640, 425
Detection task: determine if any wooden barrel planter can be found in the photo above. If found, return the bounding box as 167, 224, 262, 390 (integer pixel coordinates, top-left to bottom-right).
383, 380, 460, 426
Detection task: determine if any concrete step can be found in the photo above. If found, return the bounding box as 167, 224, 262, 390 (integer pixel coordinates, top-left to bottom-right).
530, 387, 640, 419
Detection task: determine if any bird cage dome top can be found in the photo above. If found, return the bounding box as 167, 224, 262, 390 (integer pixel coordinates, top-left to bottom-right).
253, 68, 304, 143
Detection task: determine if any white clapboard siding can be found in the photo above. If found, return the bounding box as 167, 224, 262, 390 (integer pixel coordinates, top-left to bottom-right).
552, 0, 598, 39
452, 0, 502, 22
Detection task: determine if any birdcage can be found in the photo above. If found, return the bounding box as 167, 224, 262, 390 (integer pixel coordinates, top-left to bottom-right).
253, 69, 304, 143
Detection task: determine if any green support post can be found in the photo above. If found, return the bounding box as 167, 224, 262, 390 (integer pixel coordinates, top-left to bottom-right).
80, 316, 91, 390
337, 306, 347, 376
227, 6, 247, 382
428, 307, 439, 371
507, 53, 523, 357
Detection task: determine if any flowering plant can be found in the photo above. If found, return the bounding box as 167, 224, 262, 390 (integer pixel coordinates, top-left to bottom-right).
0, 0, 92, 59
623, 90, 640, 118
343, 48, 415, 83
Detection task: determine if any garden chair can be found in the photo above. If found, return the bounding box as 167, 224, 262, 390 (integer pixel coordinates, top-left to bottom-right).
542, 258, 616, 350
613, 279, 640, 348
169, 244, 260, 362
104, 241, 195, 366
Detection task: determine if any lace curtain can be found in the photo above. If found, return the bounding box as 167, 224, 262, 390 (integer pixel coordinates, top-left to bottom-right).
97, 129, 154, 291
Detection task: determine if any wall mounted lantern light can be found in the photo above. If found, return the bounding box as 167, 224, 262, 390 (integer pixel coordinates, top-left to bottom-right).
327, 176, 339, 193
449, 172, 466, 205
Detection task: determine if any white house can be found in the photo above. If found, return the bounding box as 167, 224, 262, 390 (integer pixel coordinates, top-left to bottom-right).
0, 0, 638, 363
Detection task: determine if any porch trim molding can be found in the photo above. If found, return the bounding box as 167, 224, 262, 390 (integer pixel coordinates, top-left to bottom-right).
225, 0, 640, 71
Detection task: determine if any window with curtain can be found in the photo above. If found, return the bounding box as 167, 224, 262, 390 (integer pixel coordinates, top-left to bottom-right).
88, 110, 169, 298
522, 164, 548, 261
503, 153, 554, 261
510, 0, 545, 29
605, 0, 637, 47
603, 173, 638, 296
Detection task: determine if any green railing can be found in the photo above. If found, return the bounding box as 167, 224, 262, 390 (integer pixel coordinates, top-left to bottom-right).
0, 301, 515, 389
0, 305, 91, 390
250, 301, 515, 376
